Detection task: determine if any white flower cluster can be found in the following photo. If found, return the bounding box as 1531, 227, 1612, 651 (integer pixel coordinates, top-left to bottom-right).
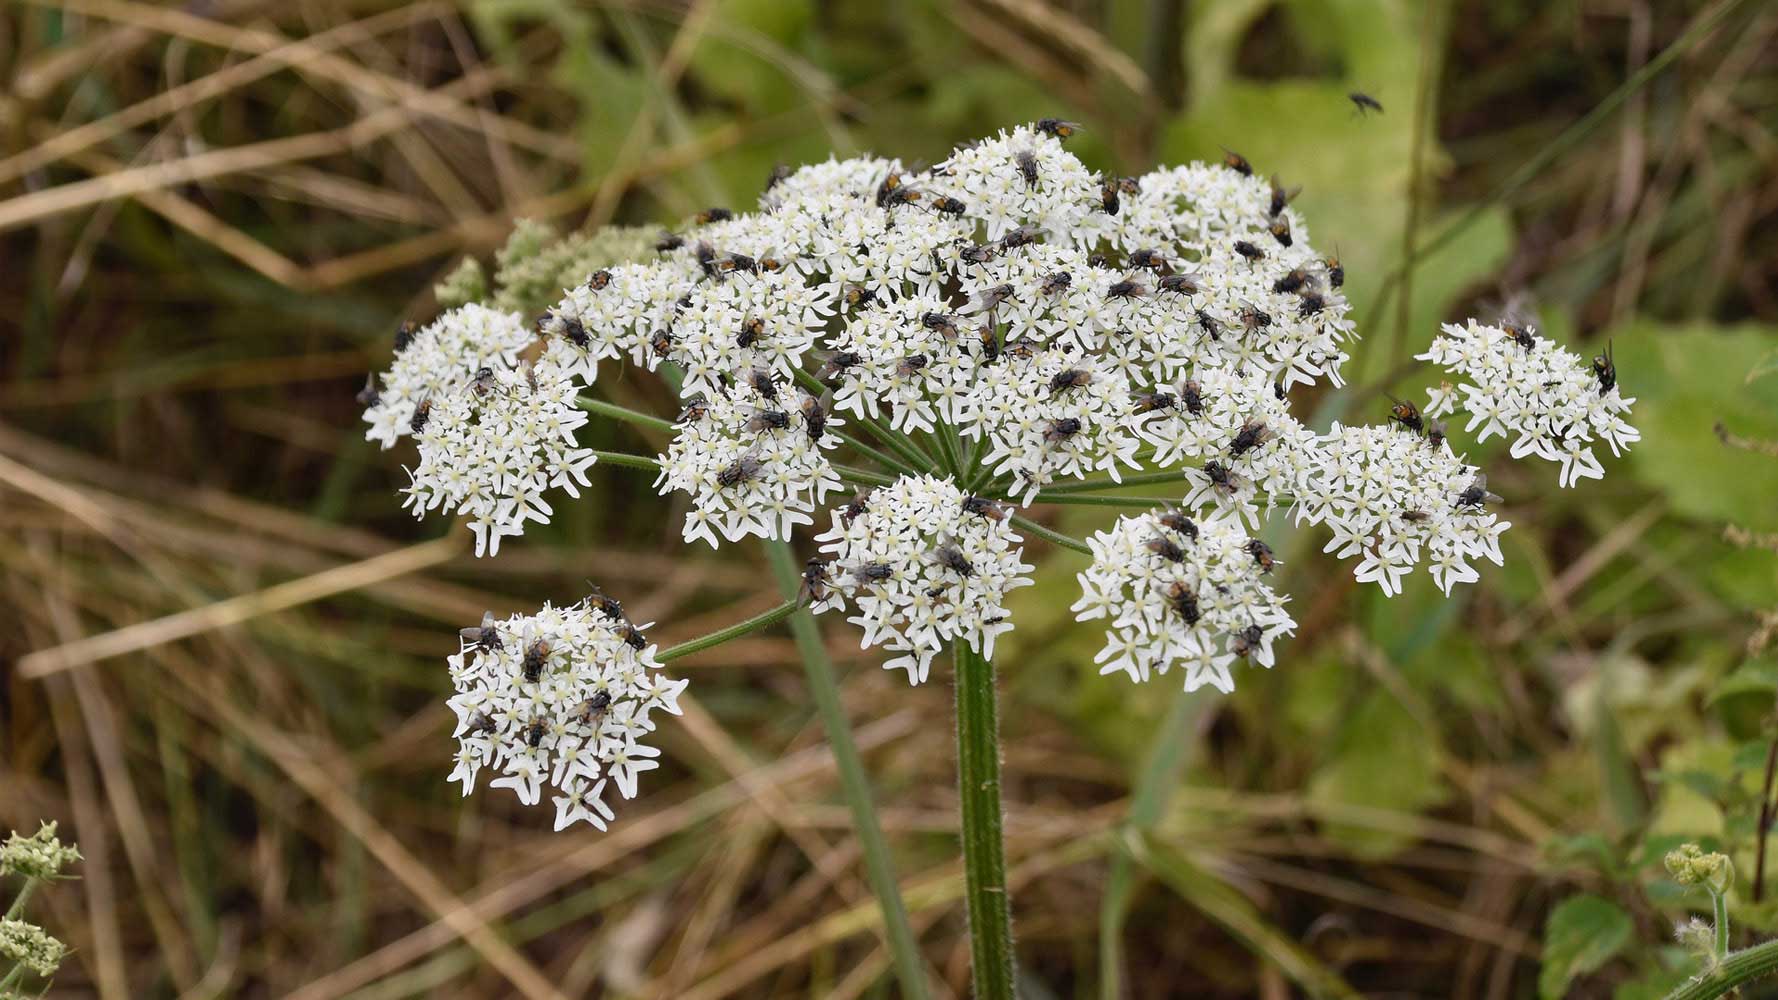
1296, 423, 1510, 596
446, 598, 686, 831
1419, 320, 1638, 488
363, 120, 1640, 717
401, 343, 598, 557
1072, 511, 1294, 693
811, 476, 1033, 684
0, 822, 79, 881
964, 344, 1142, 505
361, 303, 535, 447
654, 375, 845, 547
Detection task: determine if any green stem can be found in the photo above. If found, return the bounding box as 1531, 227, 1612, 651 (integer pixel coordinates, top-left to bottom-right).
577, 397, 676, 434
591, 449, 662, 473
763, 542, 931, 1000
1026, 469, 1185, 496
1031, 494, 1178, 509
1011, 514, 1092, 555
954, 642, 1016, 999
1714, 891, 1729, 959
1663, 937, 1778, 1000
835, 465, 901, 488
654, 600, 798, 663
4, 880, 37, 921
0, 962, 24, 993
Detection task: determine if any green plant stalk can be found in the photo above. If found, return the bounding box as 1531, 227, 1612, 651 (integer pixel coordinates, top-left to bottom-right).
655, 600, 799, 663
1033, 494, 1179, 508
1010, 514, 1092, 555
590, 449, 662, 473
577, 397, 676, 434
0, 961, 24, 993
1027, 468, 1186, 496
763, 542, 931, 1000
1714, 890, 1729, 958
835, 465, 901, 488
954, 642, 1016, 999
1663, 937, 1778, 1000
4, 879, 37, 921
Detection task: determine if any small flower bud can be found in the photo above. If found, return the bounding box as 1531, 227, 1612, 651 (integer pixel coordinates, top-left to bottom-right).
0, 917, 68, 977
0, 822, 81, 880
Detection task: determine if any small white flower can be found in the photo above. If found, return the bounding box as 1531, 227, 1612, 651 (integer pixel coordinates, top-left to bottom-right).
1296, 422, 1509, 596
404, 344, 598, 557
655, 376, 845, 547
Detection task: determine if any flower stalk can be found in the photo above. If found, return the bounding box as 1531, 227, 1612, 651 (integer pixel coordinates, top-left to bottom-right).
954, 642, 1016, 998
763, 542, 930, 1000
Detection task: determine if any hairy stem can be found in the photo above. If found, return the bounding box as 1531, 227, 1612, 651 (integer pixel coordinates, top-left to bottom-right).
654, 600, 798, 662
763, 542, 931, 1000
954, 642, 1017, 999
1663, 937, 1778, 1000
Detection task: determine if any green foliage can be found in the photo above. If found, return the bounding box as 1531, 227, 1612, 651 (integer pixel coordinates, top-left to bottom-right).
1539, 894, 1634, 1000
1617, 323, 1778, 530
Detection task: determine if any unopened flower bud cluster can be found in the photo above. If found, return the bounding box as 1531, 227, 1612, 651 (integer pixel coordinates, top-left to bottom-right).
0, 823, 80, 881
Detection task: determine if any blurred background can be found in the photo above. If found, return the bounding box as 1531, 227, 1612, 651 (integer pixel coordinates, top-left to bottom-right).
3, 0, 1778, 996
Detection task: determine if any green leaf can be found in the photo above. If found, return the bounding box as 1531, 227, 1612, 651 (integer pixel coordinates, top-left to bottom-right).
1712, 658, 1778, 741
1612, 322, 1778, 530
1539, 894, 1634, 1000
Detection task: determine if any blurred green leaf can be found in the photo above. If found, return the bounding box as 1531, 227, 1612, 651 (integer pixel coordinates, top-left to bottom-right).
1614, 322, 1778, 530
1307, 691, 1446, 858
1711, 658, 1778, 741
1539, 894, 1633, 1000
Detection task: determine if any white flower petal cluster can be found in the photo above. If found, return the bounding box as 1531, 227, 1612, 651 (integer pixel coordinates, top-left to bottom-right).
362, 303, 534, 447
1297, 422, 1510, 596
824, 293, 977, 433
403, 343, 597, 557
655, 377, 845, 547
964, 345, 1143, 505
1137, 366, 1322, 525
812, 476, 1033, 684
932, 124, 1109, 244
446, 599, 687, 831
1073, 511, 1294, 693
1419, 320, 1638, 487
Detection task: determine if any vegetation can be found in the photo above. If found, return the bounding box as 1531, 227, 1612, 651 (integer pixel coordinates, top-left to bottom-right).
3, 0, 1777, 996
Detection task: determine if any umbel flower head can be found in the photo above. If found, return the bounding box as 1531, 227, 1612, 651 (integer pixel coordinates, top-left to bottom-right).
0, 822, 80, 880
447, 593, 686, 831
362, 120, 1639, 826
0, 917, 67, 978
1419, 319, 1638, 488
810, 475, 1033, 684
1073, 510, 1293, 693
